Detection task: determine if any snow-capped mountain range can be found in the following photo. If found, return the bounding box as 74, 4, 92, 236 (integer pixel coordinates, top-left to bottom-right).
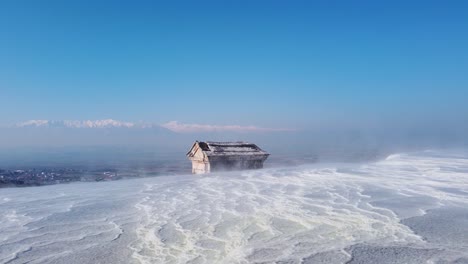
16, 119, 140, 129
13, 119, 292, 133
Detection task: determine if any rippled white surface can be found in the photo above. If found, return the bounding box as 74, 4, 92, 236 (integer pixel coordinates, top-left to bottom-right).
1, 150, 468, 263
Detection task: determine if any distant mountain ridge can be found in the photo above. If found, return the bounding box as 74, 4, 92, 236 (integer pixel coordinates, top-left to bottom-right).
16, 119, 145, 129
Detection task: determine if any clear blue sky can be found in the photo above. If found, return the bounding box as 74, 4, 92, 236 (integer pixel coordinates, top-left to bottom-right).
1, 0, 467, 129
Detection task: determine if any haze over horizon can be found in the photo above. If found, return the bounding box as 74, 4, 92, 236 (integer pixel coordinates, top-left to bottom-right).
1, 0, 467, 151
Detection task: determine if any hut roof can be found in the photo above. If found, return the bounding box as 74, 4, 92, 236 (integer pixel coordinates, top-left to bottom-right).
188, 141, 269, 157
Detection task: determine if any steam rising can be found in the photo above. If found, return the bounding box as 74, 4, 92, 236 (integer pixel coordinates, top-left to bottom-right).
1, 150, 468, 263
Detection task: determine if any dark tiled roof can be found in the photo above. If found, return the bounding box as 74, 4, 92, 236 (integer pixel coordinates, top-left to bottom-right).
198, 141, 210, 151
197, 141, 269, 157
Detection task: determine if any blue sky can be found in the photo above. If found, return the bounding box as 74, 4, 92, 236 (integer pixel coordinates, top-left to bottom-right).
1, 0, 467, 130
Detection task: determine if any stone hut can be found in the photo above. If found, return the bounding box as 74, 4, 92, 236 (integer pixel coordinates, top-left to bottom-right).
186, 141, 269, 174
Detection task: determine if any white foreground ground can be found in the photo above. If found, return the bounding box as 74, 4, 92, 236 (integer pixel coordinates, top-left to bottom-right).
1, 150, 468, 264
